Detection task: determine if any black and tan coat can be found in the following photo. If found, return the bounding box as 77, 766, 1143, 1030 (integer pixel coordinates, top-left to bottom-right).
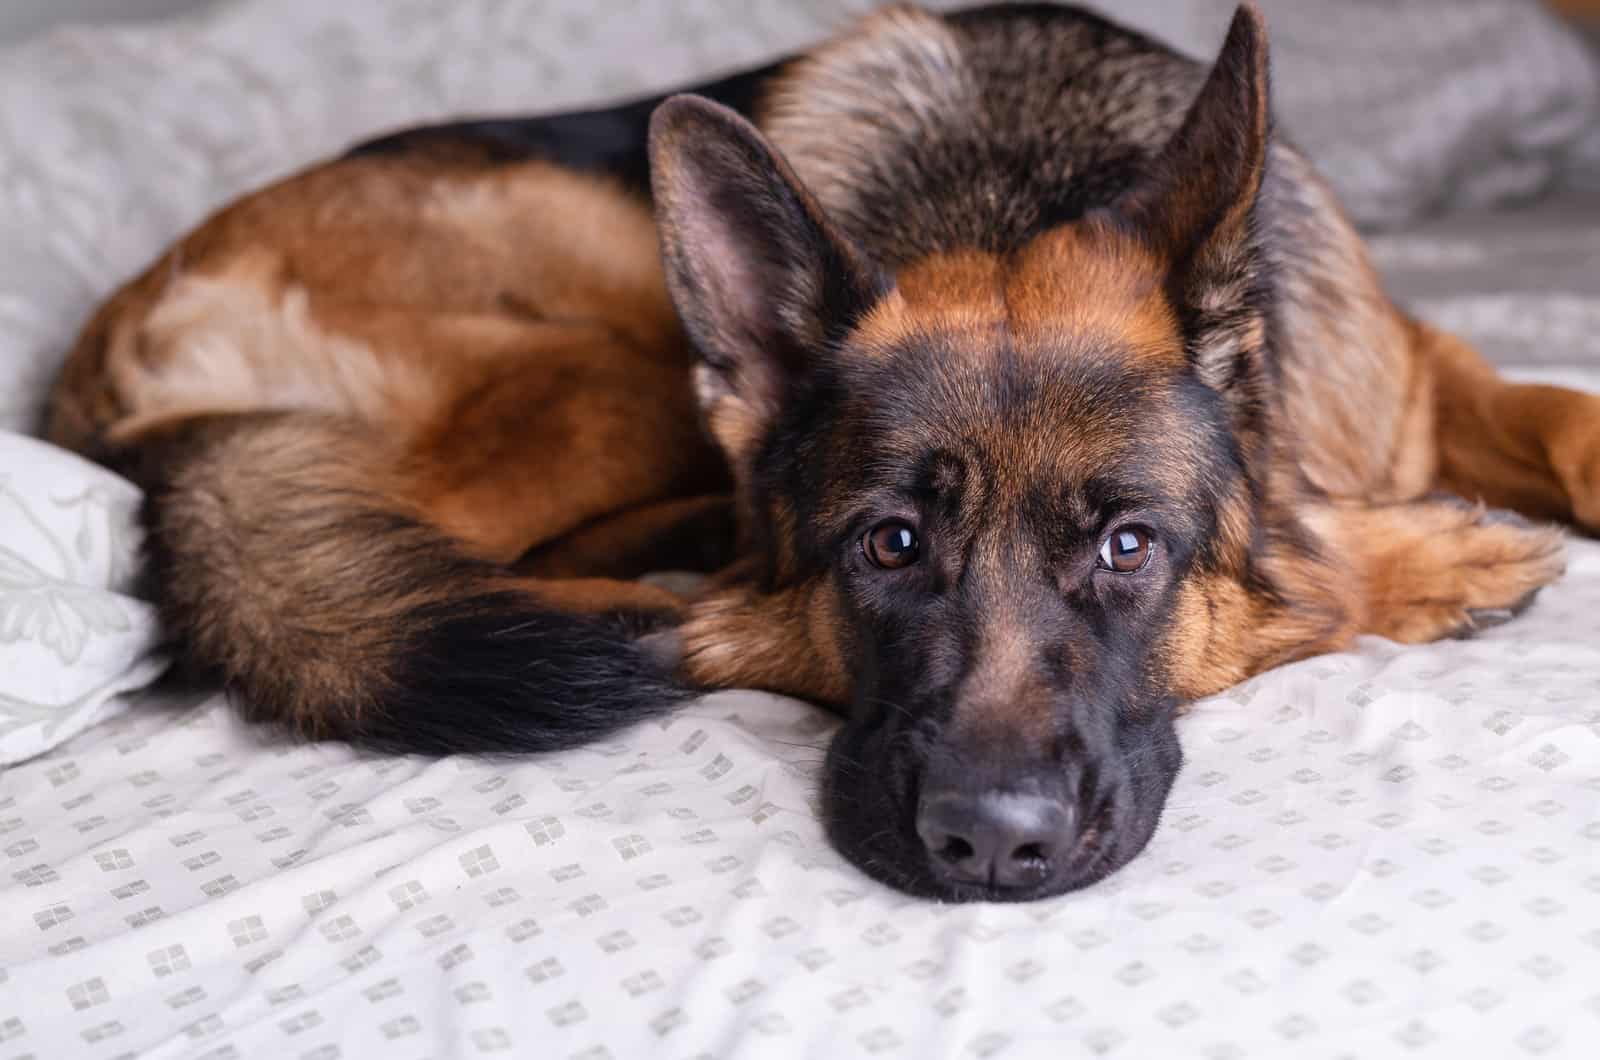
47, 4, 1600, 900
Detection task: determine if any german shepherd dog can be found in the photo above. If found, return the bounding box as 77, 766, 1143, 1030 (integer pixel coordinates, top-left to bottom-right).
47, 3, 1600, 901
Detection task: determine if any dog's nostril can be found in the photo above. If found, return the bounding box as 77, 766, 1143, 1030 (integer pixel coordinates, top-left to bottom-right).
1011, 841, 1047, 863
937, 836, 975, 863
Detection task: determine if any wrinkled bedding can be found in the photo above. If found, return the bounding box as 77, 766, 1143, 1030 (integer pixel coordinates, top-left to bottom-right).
3, 538, 1598, 1059
3, 1, 1600, 1057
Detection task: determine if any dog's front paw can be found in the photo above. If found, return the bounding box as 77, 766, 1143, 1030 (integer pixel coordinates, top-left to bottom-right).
1367, 501, 1566, 643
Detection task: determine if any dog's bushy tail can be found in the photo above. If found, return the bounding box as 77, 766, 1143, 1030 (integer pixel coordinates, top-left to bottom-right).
132, 412, 689, 754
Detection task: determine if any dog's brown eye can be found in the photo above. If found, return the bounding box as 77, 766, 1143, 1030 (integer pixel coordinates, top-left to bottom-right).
864, 520, 920, 569
1098, 526, 1153, 573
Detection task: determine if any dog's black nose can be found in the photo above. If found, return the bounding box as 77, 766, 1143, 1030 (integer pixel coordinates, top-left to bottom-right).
916, 789, 1075, 891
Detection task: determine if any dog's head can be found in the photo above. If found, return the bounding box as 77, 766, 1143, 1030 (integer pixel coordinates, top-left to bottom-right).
649, 8, 1274, 900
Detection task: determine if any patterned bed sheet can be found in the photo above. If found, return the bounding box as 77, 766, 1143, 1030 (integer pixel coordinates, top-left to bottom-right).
2, 534, 1598, 1059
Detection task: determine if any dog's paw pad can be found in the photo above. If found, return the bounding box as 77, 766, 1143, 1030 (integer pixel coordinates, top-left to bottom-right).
1474, 506, 1539, 531
1453, 587, 1547, 639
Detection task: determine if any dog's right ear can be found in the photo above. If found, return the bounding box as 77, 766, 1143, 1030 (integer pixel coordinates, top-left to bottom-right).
1114, 5, 1271, 400
649, 95, 883, 466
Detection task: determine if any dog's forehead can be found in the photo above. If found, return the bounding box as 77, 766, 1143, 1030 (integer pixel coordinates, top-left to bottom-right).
851, 222, 1182, 370
837, 223, 1203, 499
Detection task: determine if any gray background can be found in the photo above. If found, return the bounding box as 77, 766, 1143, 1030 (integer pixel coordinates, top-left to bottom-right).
0, 0, 214, 43
3, 0, 1595, 44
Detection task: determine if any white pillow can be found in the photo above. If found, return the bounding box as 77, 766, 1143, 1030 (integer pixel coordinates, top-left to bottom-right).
0, 432, 168, 763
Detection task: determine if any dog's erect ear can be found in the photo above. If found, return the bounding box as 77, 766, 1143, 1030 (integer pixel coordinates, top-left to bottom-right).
1117, 5, 1270, 394
649, 94, 883, 465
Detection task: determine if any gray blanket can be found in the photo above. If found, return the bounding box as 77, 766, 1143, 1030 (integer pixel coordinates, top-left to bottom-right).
1373, 192, 1600, 369
1108, 0, 1600, 228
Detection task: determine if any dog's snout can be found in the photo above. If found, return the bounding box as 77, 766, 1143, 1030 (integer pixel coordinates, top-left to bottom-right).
915, 788, 1076, 891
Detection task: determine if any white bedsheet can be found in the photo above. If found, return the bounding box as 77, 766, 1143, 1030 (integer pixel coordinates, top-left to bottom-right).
3, 534, 1598, 1059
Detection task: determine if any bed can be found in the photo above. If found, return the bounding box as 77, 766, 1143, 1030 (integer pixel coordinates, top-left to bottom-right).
2, 2, 1599, 1057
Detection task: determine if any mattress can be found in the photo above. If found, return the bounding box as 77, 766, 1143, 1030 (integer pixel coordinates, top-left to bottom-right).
3, 2, 1600, 1058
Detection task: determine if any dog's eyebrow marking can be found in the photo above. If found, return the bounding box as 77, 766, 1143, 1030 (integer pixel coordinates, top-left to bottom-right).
851, 249, 1006, 360
1007, 223, 1180, 366
848, 220, 1182, 381
1061, 489, 1098, 530
1079, 475, 1171, 520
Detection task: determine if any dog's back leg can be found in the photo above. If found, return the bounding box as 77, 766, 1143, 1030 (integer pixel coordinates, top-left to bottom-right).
53, 251, 725, 568
368, 308, 724, 566
1414, 319, 1600, 531
516, 494, 737, 581
43, 152, 733, 752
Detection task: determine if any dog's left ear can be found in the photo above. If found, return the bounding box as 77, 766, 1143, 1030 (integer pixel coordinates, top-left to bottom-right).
1118, 4, 1270, 395
648, 94, 884, 469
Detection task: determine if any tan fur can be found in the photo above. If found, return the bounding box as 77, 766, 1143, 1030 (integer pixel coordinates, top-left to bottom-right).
128, 411, 690, 738
47, 153, 735, 740
860, 230, 1179, 368
51, 154, 726, 576
145, 414, 424, 736
1421, 319, 1600, 527
676, 577, 851, 704
1006, 225, 1182, 364
1162, 496, 1568, 704
1267, 148, 1440, 503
